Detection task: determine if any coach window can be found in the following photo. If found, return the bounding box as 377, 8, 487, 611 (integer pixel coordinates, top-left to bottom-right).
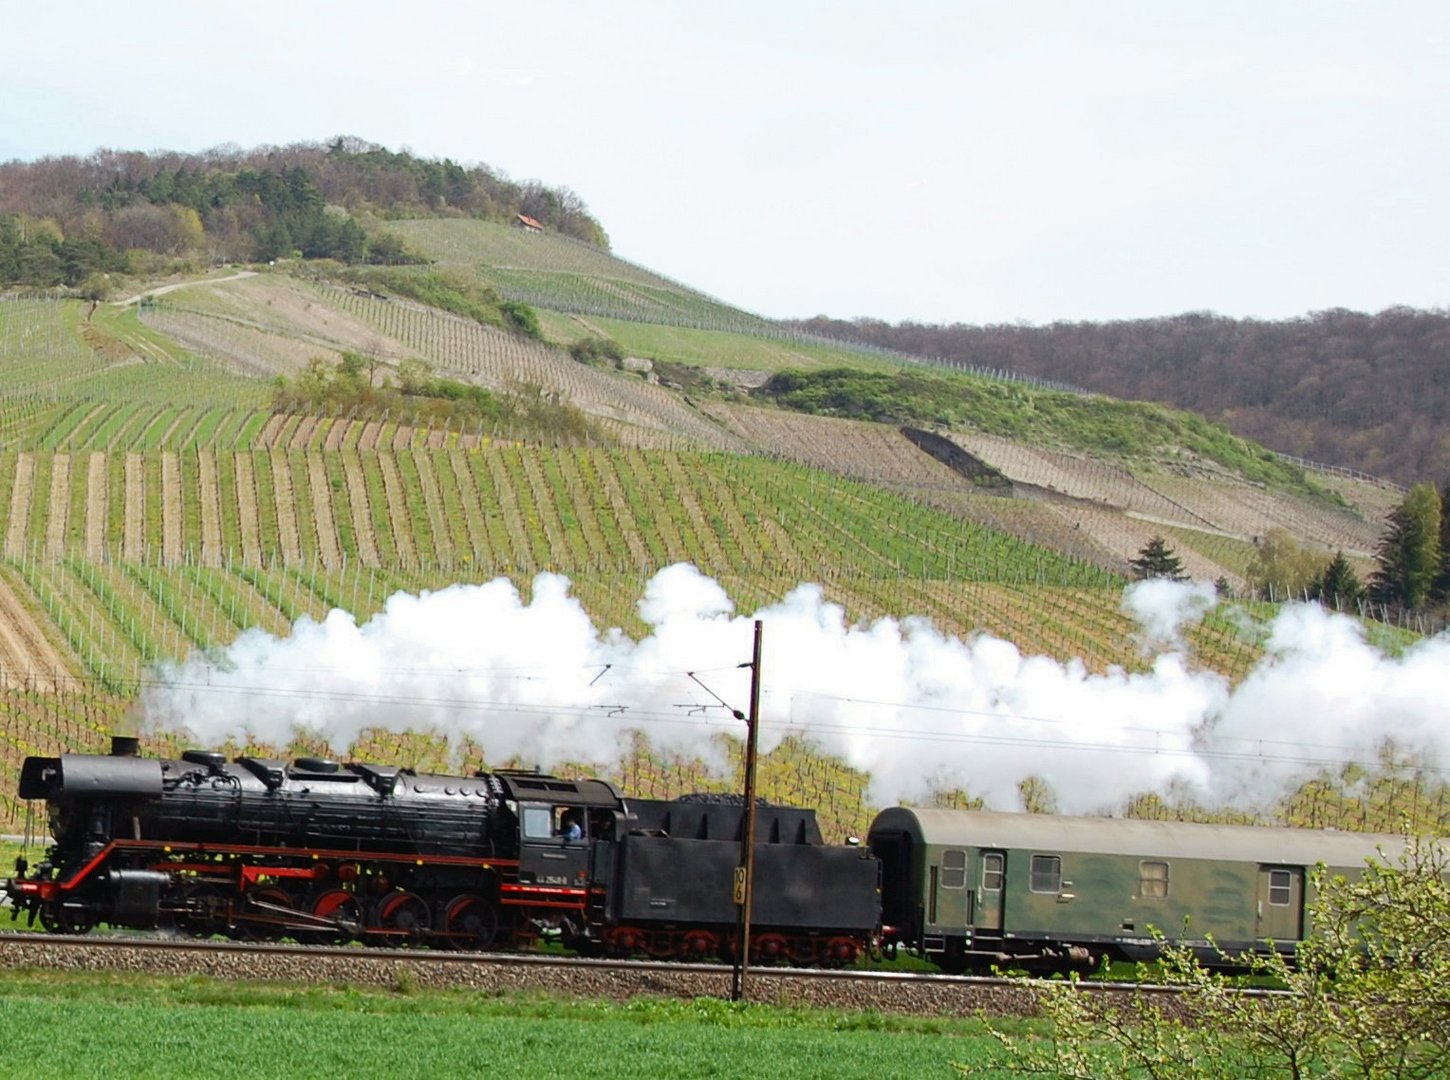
941, 849, 967, 889
1139, 860, 1170, 899
1030, 854, 1062, 894
982, 853, 1004, 892
521, 806, 554, 841
1268, 868, 1293, 906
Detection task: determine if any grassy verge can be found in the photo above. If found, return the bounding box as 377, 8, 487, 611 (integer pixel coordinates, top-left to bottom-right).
0, 970, 1022, 1079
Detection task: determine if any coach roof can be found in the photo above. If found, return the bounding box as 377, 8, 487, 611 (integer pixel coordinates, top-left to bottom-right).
868, 807, 1409, 869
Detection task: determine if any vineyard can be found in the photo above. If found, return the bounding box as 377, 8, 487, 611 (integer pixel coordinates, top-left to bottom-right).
131, 275, 753, 451
701, 406, 1387, 590
0, 436, 1306, 835
0, 241, 1434, 841
0, 445, 1145, 634
387, 219, 781, 335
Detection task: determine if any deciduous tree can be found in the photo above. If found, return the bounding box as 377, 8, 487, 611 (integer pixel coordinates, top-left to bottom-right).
1247, 527, 1324, 601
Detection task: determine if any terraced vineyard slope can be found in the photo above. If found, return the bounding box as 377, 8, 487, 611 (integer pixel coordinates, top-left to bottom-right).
0, 246, 1430, 840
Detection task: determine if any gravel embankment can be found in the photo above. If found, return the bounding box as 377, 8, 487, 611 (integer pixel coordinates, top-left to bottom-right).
0, 936, 1047, 1016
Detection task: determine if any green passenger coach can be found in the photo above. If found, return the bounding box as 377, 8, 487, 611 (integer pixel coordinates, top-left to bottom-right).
868, 807, 1404, 974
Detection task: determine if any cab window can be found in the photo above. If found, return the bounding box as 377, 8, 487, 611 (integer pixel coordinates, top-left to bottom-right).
521, 806, 553, 840
1030, 854, 1062, 894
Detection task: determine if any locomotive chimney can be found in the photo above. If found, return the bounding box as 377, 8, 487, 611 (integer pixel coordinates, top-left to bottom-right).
110, 735, 141, 757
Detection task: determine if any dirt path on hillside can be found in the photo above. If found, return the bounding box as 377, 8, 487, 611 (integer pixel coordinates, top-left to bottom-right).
44, 454, 70, 559
85, 453, 107, 558
4, 453, 34, 558
341, 453, 380, 566
160, 453, 183, 563
123, 454, 144, 559
0, 572, 72, 690
197, 451, 223, 566
113, 270, 257, 307
234, 454, 261, 565
307, 456, 342, 569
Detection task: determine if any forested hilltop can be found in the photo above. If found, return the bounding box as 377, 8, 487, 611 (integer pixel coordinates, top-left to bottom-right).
0, 137, 606, 285
793, 310, 1450, 487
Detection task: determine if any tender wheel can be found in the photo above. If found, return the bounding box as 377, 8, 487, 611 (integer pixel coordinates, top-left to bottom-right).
607, 926, 646, 957
442, 894, 497, 951
750, 933, 789, 965
681, 930, 719, 960
823, 936, 862, 968
373, 891, 431, 944
303, 889, 363, 945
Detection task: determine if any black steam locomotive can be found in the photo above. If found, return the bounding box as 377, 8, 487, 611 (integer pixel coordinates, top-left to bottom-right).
2, 738, 880, 966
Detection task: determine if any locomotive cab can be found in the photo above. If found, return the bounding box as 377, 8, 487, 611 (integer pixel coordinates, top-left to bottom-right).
492, 772, 627, 939
516, 802, 591, 887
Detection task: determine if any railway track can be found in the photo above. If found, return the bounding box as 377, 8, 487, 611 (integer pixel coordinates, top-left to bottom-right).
0, 931, 1284, 1016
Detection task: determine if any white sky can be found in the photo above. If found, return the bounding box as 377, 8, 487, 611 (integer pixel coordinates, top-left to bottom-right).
2, 1, 1446, 324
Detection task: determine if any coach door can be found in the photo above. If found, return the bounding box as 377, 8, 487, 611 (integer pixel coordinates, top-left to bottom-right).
929, 847, 970, 930
975, 850, 1005, 932
1256, 866, 1304, 941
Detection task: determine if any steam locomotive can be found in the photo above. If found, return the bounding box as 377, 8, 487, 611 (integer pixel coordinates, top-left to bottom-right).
1, 738, 880, 966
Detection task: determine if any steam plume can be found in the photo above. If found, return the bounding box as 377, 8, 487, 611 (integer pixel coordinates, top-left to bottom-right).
139, 565, 1450, 814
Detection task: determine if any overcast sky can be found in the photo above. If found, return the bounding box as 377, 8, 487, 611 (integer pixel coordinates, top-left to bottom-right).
2, 1, 1446, 325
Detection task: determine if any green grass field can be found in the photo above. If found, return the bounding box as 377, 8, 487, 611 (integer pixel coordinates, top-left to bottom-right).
0, 971, 1019, 1079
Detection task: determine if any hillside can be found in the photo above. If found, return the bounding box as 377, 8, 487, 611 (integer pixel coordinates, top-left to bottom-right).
793, 310, 1450, 488
0, 144, 1439, 841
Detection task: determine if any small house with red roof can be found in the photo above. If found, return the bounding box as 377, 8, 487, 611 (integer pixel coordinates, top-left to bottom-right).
515, 213, 544, 233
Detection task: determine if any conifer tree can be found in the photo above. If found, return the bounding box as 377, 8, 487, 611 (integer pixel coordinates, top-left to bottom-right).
1370, 483, 1442, 609
1129, 536, 1187, 581
1434, 481, 1450, 604
1313, 550, 1364, 610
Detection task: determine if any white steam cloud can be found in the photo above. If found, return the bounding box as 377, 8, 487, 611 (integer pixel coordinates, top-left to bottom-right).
139, 565, 1450, 815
